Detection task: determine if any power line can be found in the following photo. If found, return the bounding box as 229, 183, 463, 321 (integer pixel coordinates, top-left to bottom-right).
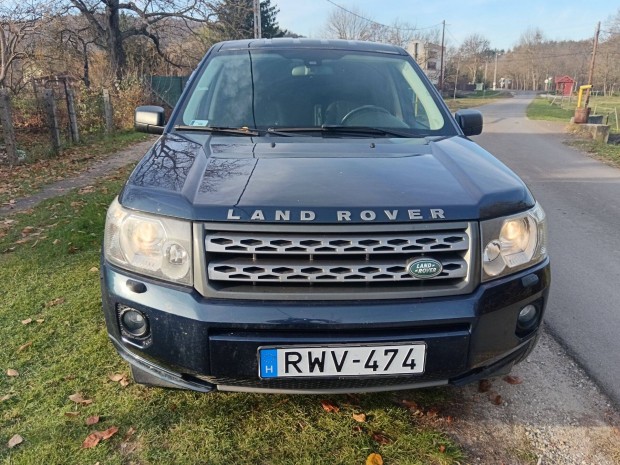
324, 0, 442, 32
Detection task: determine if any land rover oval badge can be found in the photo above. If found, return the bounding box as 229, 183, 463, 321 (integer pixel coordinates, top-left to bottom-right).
407, 258, 443, 279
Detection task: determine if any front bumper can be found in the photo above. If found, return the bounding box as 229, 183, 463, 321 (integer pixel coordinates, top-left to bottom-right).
101, 258, 550, 393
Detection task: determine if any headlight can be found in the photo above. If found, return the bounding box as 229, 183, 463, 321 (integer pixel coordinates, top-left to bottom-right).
481, 203, 547, 282
104, 198, 193, 285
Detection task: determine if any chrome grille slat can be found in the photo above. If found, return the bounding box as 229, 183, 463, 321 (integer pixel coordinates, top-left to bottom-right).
209, 257, 467, 282
206, 232, 469, 255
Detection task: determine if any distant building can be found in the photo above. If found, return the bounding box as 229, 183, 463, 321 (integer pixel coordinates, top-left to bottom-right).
554, 76, 575, 96
407, 40, 443, 85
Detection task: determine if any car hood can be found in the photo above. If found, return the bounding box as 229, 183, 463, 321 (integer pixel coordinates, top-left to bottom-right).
120, 133, 534, 223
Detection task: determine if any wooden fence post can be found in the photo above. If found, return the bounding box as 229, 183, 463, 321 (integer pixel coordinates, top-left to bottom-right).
43, 89, 61, 155
65, 88, 80, 143
102, 88, 114, 134
0, 89, 18, 165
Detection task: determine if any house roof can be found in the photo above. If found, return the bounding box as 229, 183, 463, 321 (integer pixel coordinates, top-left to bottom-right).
555, 75, 575, 84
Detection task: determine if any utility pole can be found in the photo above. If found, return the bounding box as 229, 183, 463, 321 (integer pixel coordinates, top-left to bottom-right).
493, 51, 500, 91
253, 0, 262, 39
439, 20, 445, 93
584, 21, 600, 107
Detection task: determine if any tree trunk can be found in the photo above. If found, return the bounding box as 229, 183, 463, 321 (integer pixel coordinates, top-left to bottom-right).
106, 0, 126, 80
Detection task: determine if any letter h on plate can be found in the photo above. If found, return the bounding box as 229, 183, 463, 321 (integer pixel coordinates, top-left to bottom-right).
260, 349, 278, 378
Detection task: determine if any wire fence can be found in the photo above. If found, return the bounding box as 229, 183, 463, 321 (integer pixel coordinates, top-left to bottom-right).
545, 94, 619, 132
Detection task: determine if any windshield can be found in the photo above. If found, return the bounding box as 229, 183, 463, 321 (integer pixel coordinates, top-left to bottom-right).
177, 48, 455, 137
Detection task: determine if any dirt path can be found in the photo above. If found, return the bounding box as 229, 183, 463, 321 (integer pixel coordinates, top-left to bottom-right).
0, 138, 155, 217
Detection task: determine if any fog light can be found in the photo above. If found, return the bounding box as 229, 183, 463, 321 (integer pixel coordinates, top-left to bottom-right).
120, 308, 149, 337
518, 304, 538, 329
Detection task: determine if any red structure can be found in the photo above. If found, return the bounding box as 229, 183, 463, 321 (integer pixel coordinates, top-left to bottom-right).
555, 76, 575, 96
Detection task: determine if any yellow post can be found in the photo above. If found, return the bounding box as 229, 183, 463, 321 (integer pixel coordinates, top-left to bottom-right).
577, 85, 592, 108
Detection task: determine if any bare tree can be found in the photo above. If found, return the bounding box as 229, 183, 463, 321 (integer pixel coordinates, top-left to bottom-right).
0, 1, 51, 89
458, 33, 490, 84
324, 5, 373, 41
66, 0, 218, 80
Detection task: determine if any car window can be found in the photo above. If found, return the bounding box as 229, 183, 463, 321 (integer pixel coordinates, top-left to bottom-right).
179, 48, 452, 136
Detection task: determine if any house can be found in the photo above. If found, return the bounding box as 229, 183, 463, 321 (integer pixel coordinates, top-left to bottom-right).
555, 76, 575, 96
407, 40, 443, 85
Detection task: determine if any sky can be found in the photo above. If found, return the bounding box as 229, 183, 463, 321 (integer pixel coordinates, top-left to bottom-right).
273, 0, 618, 50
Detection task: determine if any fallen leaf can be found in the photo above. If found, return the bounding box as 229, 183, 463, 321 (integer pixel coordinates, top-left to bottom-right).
352, 425, 363, 433
503, 375, 523, 385
68, 392, 93, 405
8, 434, 23, 449
491, 394, 503, 406
82, 433, 101, 449
352, 412, 367, 423
108, 373, 130, 387
439, 445, 446, 453
86, 415, 100, 426
426, 407, 439, 418
320, 400, 340, 413
321, 400, 340, 413
478, 379, 492, 392
445, 415, 454, 424
366, 453, 384, 465
98, 426, 119, 440
36, 319, 44, 324
64, 411, 80, 418
21, 226, 35, 236
53, 239, 60, 245
79, 186, 96, 194
17, 341, 32, 352
21, 318, 32, 325
46, 297, 65, 307
371, 431, 392, 445
7, 369, 19, 377
81, 426, 119, 448
1, 394, 13, 402
89, 266, 99, 273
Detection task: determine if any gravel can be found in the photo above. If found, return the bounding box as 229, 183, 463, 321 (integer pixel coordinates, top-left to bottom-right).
439, 329, 620, 464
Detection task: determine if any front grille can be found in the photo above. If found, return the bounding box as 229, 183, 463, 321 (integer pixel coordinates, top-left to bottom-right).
196, 222, 477, 300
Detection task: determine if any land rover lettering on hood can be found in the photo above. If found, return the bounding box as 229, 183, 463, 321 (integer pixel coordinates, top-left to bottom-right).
101, 38, 550, 393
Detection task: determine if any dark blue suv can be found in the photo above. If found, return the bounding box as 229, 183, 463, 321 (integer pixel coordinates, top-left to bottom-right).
101, 39, 550, 393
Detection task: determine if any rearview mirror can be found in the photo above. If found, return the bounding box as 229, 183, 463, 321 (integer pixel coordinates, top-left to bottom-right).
454, 109, 483, 136
135, 106, 165, 134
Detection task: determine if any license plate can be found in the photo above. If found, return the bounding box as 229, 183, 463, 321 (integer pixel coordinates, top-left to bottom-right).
258, 343, 426, 378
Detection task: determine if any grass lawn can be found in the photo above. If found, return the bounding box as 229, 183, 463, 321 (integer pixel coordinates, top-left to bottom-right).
527, 96, 620, 168
526, 97, 575, 122
0, 131, 151, 206
0, 169, 464, 464
444, 91, 511, 112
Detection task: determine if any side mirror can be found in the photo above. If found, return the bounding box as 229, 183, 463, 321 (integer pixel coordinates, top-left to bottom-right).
135, 106, 165, 134
454, 109, 483, 136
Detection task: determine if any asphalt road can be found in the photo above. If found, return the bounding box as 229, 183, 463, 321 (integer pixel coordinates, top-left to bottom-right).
473, 92, 620, 408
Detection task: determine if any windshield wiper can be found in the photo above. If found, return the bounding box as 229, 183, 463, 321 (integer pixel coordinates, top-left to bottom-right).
174, 125, 260, 136
267, 126, 416, 138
